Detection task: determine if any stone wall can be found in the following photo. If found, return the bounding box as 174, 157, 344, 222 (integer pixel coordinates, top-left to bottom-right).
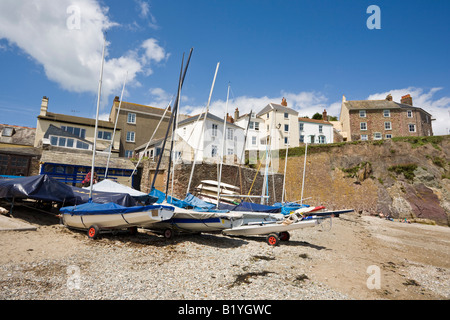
282, 136, 450, 226
141, 159, 284, 204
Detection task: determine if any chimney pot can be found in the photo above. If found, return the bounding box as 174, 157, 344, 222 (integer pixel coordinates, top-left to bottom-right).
281, 97, 287, 106
401, 94, 413, 106
386, 94, 393, 101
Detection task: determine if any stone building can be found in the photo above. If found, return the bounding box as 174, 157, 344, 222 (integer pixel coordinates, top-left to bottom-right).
338, 94, 434, 141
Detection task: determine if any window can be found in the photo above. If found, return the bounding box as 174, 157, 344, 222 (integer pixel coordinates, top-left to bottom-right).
251, 136, 257, 145
299, 123, 304, 131
383, 110, 390, 117
211, 124, 218, 137
284, 137, 289, 145
50, 136, 58, 146
227, 128, 233, 140
359, 110, 366, 118
98, 131, 112, 140
300, 135, 304, 143
385, 134, 392, 139
76, 140, 89, 149
284, 112, 289, 119
266, 113, 269, 119
318, 136, 325, 144
254, 122, 259, 131
251, 113, 255, 118
409, 124, 416, 132
361, 134, 368, 141
319, 125, 323, 133
67, 139, 74, 148
127, 113, 136, 124
126, 131, 135, 142
61, 126, 85, 138
407, 110, 413, 118
227, 148, 234, 155
211, 145, 218, 157
284, 124, 289, 132
384, 122, 392, 130
360, 122, 367, 130
374, 132, 382, 140
310, 135, 315, 144
1, 127, 14, 137
58, 137, 66, 147
249, 121, 254, 130
125, 150, 133, 158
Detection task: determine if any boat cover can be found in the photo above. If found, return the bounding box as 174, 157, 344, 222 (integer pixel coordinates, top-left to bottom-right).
0, 175, 137, 206
149, 188, 191, 208
84, 179, 157, 204
59, 202, 174, 215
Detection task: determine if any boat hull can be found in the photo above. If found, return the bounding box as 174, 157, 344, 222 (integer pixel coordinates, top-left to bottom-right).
222, 219, 318, 236
151, 207, 244, 232
62, 206, 174, 230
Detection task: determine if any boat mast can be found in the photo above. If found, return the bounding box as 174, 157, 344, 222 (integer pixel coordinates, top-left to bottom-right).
165, 52, 186, 200
105, 71, 128, 179
300, 142, 308, 205
281, 130, 290, 203
186, 62, 220, 195
216, 83, 230, 207
89, 33, 106, 200
150, 48, 193, 194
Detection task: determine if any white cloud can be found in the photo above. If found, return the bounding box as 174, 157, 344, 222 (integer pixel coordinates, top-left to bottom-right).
176, 90, 340, 121
0, 0, 168, 110
367, 87, 450, 135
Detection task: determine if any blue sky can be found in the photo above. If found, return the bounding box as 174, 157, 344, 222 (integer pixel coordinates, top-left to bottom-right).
0, 0, 449, 134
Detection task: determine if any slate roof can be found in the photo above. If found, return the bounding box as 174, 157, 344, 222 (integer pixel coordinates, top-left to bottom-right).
343, 100, 432, 116
0, 124, 36, 147
256, 103, 299, 117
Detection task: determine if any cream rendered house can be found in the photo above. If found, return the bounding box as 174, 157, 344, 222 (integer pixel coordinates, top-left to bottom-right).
256, 99, 300, 150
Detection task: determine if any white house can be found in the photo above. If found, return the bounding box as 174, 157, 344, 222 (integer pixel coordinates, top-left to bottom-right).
298, 113, 334, 144
175, 112, 246, 164
233, 109, 266, 151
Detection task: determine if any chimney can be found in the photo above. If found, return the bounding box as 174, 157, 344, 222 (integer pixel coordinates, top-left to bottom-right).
114, 96, 120, 102
401, 94, 413, 106
342, 95, 347, 103
322, 109, 328, 121
386, 94, 393, 101
40, 96, 49, 116
226, 113, 234, 124
234, 108, 239, 120
281, 97, 287, 106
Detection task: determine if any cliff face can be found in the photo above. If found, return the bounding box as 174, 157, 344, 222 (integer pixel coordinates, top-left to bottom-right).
282, 136, 450, 226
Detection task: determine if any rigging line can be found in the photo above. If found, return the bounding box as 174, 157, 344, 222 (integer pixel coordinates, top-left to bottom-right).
105, 71, 128, 179
129, 96, 174, 178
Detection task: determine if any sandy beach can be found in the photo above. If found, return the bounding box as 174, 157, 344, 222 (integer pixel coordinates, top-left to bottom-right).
0, 204, 449, 300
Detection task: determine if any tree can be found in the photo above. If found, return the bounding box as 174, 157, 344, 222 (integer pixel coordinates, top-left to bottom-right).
312, 112, 322, 120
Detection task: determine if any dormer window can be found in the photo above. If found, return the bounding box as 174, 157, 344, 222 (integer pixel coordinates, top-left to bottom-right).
1, 127, 14, 137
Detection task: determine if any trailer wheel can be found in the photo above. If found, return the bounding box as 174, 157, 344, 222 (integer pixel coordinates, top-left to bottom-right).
87, 225, 100, 240
266, 233, 279, 246
163, 228, 173, 239
128, 226, 138, 235
279, 231, 290, 241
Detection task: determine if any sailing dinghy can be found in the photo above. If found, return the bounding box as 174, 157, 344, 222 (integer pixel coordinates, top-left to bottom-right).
60, 202, 174, 238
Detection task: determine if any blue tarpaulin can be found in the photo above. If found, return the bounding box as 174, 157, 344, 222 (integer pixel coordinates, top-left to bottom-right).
149, 188, 190, 208
0, 175, 137, 207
